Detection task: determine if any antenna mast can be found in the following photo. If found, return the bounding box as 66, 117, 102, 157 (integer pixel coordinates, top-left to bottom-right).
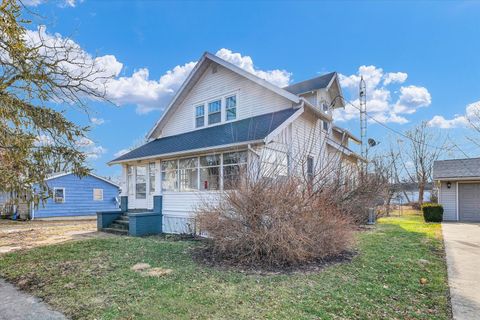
359, 76, 367, 163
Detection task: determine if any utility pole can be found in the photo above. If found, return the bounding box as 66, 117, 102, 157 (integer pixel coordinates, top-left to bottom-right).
359, 76, 367, 172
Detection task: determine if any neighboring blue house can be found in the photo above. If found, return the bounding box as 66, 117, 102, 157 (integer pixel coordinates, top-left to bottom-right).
32, 172, 120, 219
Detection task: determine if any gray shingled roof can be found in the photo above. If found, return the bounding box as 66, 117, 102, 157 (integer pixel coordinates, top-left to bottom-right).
110, 108, 297, 163
283, 72, 336, 95
433, 158, 480, 179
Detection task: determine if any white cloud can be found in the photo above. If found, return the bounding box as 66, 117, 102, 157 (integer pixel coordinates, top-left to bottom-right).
20, 27, 293, 114
428, 101, 480, 129
34, 134, 53, 146
23, 0, 81, 7
75, 137, 106, 159
336, 65, 432, 124
383, 72, 408, 85
114, 149, 130, 158
215, 48, 291, 87
91, 117, 105, 125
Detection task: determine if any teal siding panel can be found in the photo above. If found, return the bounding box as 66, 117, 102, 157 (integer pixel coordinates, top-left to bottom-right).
34, 174, 120, 218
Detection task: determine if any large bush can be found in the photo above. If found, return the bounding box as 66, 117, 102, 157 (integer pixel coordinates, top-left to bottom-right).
196, 177, 354, 268
422, 203, 443, 222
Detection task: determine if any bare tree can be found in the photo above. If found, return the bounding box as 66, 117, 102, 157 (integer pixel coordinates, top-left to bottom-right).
400, 122, 446, 206
0, 0, 113, 208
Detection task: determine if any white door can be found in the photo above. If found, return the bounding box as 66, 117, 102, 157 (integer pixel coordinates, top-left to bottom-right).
135, 165, 148, 209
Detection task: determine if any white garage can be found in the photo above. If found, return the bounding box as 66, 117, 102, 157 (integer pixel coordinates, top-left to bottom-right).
434, 158, 480, 222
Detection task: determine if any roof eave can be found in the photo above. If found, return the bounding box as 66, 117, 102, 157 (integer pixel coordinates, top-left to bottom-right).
108, 139, 265, 165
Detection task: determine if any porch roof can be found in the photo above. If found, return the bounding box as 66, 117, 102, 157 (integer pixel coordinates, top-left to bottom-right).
109, 108, 297, 164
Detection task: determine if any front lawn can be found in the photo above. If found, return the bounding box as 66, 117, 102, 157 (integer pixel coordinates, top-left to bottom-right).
0, 213, 450, 319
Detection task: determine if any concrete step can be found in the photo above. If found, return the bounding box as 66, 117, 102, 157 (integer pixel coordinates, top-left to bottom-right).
110, 222, 128, 230
102, 227, 128, 235
118, 215, 129, 221
116, 220, 129, 225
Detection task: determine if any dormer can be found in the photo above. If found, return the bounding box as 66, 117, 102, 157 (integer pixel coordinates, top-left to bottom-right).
283, 72, 344, 117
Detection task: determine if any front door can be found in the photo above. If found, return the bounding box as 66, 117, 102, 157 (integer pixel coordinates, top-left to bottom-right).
135, 165, 148, 209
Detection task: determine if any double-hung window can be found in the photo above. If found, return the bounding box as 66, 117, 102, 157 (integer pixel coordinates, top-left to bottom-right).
307, 156, 314, 182
208, 100, 221, 125
195, 105, 205, 128
54, 188, 65, 203
93, 188, 103, 201
127, 165, 134, 196
223, 151, 247, 190
225, 95, 237, 121
200, 154, 220, 190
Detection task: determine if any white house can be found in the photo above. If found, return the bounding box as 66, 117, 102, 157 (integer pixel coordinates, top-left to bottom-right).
433, 158, 480, 222
108, 52, 363, 234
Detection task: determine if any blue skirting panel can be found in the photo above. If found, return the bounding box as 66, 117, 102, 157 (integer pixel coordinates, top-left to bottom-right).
97, 211, 123, 230
128, 212, 162, 236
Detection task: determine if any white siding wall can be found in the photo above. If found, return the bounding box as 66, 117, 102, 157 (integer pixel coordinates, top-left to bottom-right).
162, 191, 220, 234
440, 181, 457, 221
160, 64, 294, 138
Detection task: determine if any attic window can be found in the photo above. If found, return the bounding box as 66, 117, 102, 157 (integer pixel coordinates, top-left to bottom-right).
323, 121, 329, 132
212, 65, 217, 74
195, 105, 205, 128
208, 100, 221, 124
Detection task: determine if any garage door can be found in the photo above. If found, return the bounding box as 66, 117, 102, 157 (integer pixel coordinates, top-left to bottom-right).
459, 183, 480, 221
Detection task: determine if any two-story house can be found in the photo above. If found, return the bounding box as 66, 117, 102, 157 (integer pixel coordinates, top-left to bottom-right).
106, 52, 363, 234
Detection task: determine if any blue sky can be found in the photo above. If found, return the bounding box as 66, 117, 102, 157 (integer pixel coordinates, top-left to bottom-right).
24, 0, 480, 179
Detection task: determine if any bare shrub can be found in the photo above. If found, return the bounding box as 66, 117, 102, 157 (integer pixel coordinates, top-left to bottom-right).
196, 176, 354, 268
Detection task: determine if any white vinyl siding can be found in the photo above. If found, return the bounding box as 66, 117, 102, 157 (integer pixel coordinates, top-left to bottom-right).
161, 64, 293, 137
440, 181, 457, 221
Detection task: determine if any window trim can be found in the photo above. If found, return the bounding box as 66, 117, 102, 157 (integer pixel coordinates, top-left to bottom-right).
53, 187, 65, 203
191, 91, 239, 129
93, 188, 104, 201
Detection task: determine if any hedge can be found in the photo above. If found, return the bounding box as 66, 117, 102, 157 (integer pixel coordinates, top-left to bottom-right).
421, 203, 444, 222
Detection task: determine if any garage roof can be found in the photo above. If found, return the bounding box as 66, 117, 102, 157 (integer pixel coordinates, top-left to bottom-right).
433, 158, 480, 179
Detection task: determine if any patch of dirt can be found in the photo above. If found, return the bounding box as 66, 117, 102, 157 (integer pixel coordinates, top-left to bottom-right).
131, 263, 173, 277
192, 244, 357, 275
0, 219, 113, 254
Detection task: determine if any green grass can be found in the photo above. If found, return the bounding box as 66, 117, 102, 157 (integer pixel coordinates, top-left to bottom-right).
0, 213, 450, 319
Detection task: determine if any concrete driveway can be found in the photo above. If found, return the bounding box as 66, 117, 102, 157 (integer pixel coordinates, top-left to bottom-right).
442, 223, 480, 320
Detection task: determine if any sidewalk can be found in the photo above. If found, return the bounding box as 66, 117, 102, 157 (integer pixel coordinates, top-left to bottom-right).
0, 279, 66, 320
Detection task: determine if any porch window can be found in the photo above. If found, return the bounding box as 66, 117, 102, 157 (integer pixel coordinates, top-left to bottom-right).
208, 100, 221, 125
200, 154, 220, 190
179, 157, 198, 191
223, 151, 247, 190
161, 160, 177, 192
195, 105, 205, 128
149, 162, 156, 194
135, 165, 147, 199
127, 165, 134, 195
225, 95, 236, 121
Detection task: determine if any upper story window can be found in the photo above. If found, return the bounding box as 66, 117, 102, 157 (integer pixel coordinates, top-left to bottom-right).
322, 101, 329, 112
195, 105, 205, 128
208, 100, 221, 125
323, 121, 329, 132
225, 95, 237, 121
194, 93, 238, 129
93, 188, 103, 201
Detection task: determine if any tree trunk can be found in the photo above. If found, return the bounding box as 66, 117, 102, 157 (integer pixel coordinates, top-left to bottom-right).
418, 182, 425, 207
